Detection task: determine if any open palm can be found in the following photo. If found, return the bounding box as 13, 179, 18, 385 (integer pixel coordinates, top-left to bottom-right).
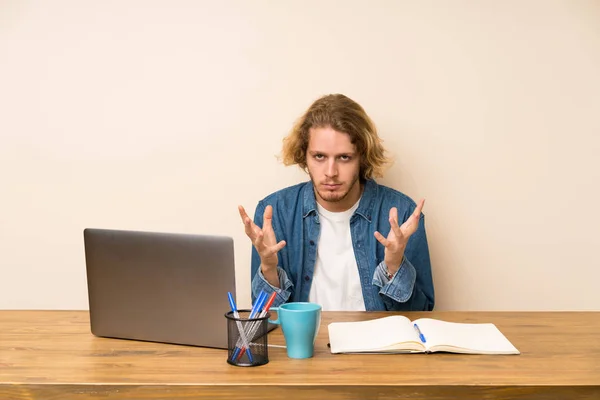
374, 199, 425, 272
238, 205, 286, 269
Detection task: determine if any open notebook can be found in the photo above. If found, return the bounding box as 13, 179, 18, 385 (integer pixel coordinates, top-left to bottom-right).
328, 315, 520, 355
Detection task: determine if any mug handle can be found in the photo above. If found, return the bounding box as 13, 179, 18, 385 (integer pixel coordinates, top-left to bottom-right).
268, 307, 280, 325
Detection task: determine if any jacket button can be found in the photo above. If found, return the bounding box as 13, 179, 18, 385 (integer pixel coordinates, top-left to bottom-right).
309, 240, 315, 245
304, 275, 310, 281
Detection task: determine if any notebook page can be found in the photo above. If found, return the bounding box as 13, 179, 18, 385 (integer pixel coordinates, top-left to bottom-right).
414, 318, 520, 354
328, 315, 420, 353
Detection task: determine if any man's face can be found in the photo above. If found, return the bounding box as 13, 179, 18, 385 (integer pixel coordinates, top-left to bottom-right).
306, 126, 362, 212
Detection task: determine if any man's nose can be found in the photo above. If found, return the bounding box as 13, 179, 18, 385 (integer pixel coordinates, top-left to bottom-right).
325, 160, 338, 177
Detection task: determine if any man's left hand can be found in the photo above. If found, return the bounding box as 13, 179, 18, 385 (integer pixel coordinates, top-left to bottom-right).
374, 199, 425, 276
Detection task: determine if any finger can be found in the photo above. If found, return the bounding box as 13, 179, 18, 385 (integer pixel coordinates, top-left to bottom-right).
238, 205, 249, 222
413, 198, 425, 219
272, 240, 286, 253
374, 231, 389, 247
241, 216, 259, 240
255, 230, 265, 250
388, 207, 403, 237
263, 205, 274, 231
262, 240, 286, 261
401, 199, 425, 234
241, 205, 265, 238
238, 206, 257, 231
400, 215, 417, 234
408, 199, 425, 224
388, 207, 396, 223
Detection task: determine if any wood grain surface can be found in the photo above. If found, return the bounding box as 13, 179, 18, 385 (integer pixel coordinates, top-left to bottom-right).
1, 310, 599, 399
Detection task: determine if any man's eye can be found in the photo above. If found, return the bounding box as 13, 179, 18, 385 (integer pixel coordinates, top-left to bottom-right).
314, 154, 325, 160
339, 155, 351, 161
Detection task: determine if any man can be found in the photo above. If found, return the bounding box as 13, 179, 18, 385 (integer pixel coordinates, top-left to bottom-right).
238, 94, 434, 311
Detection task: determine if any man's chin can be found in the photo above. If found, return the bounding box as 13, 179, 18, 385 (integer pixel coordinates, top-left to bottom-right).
317, 191, 346, 203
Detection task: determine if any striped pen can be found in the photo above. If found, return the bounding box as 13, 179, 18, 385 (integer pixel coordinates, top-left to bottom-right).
227, 292, 255, 363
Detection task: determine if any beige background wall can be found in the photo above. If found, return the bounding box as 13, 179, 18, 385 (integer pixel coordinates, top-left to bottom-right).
1, 0, 599, 310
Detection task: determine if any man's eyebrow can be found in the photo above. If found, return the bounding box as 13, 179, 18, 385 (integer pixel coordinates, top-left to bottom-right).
308, 150, 356, 156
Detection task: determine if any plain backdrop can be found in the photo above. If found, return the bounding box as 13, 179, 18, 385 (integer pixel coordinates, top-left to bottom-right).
1, 0, 599, 310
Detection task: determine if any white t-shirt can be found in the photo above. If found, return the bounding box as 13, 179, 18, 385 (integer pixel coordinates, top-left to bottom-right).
308, 199, 366, 311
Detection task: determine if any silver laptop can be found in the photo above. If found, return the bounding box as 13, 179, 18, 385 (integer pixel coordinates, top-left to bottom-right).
83, 228, 236, 349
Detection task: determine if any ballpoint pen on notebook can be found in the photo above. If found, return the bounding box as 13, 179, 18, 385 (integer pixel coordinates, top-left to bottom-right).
231, 291, 266, 361
413, 323, 426, 343
236, 291, 277, 360
228, 292, 254, 363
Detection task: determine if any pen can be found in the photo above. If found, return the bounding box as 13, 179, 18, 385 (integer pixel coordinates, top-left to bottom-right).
236, 292, 277, 360
228, 292, 254, 363
231, 291, 266, 361
249, 291, 267, 319
237, 291, 273, 346
259, 292, 277, 318
413, 323, 426, 343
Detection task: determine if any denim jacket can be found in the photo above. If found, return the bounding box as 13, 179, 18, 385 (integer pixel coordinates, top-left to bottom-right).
250, 179, 434, 311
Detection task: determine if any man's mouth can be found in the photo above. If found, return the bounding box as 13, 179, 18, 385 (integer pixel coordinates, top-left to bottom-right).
322, 183, 341, 190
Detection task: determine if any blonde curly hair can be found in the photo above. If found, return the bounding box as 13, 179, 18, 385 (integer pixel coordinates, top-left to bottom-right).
281, 94, 391, 181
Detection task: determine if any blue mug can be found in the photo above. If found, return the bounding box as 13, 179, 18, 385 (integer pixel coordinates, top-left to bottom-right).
269, 302, 322, 359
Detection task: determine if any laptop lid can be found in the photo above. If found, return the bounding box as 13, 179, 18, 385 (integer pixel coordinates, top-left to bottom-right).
83, 228, 236, 349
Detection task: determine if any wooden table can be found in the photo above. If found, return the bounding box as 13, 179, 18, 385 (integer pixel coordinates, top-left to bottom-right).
1, 311, 599, 399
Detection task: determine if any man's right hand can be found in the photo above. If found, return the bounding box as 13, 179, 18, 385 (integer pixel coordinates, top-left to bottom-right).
238, 205, 286, 288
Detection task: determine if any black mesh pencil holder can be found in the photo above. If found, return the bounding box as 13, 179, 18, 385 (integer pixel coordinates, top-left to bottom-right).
225, 310, 270, 367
